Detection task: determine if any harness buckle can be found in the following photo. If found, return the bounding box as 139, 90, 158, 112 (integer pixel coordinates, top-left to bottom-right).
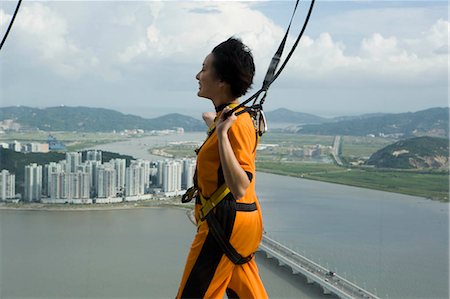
181, 186, 198, 203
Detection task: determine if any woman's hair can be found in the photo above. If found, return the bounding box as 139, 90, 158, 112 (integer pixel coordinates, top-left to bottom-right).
212, 37, 255, 98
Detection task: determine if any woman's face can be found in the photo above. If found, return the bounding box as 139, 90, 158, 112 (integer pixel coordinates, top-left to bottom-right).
195, 53, 221, 100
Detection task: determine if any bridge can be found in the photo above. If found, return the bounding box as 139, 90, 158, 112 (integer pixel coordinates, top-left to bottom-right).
331, 135, 344, 166
258, 234, 381, 299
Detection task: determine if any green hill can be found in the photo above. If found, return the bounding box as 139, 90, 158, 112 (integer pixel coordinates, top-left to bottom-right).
366, 136, 449, 169
265, 108, 327, 124
295, 107, 449, 137
0, 148, 135, 196
0, 106, 204, 132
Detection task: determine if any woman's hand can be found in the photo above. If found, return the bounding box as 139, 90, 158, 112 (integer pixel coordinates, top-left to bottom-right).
216, 107, 236, 136
202, 112, 216, 128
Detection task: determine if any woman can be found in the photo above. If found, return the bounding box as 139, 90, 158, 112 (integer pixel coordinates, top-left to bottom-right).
176, 38, 268, 299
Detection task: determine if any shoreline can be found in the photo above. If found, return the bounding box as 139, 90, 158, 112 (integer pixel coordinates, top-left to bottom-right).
0, 198, 195, 212
257, 168, 449, 202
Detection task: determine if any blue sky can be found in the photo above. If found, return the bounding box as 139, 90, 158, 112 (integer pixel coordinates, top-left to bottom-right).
0, 1, 448, 118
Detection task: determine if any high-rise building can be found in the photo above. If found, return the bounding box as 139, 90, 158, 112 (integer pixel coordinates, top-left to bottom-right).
43, 162, 63, 197
126, 162, 145, 196
84, 160, 101, 197
135, 159, 151, 190
64, 172, 90, 199
182, 159, 196, 190
8, 140, 21, 152
110, 159, 126, 194
66, 152, 82, 173
96, 165, 117, 198
156, 161, 164, 187
0, 169, 15, 200
49, 172, 64, 199
162, 160, 182, 192
149, 162, 158, 186
24, 163, 42, 202
86, 150, 102, 162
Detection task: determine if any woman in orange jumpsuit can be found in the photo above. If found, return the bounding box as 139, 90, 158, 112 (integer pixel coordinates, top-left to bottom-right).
176, 38, 268, 299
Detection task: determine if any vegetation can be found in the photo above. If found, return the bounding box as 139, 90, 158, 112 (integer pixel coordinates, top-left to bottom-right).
295, 107, 449, 137
0, 106, 205, 132
260, 133, 334, 147
366, 136, 449, 169
266, 108, 327, 124
150, 142, 200, 159
341, 136, 395, 158
256, 161, 449, 202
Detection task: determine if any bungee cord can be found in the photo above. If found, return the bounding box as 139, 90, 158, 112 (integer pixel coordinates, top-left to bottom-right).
226, 0, 316, 135
0, 0, 23, 51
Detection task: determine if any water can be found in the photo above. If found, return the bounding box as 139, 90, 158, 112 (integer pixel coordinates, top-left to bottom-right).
256, 173, 449, 299
0, 208, 333, 299
91, 132, 206, 161
1, 134, 448, 298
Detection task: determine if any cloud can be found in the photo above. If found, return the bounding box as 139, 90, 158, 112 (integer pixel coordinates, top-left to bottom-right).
118, 2, 284, 65
0, 1, 447, 116
275, 18, 448, 89
3, 2, 446, 86
1, 3, 122, 81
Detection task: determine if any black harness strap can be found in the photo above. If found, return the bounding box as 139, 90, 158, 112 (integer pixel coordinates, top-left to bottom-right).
235, 202, 257, 212
226, 0, 316, 118
206, 211, 253, 265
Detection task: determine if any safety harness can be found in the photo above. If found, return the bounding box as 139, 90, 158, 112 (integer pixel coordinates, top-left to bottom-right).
182, 0, 316, 265
181, 104, 258, 265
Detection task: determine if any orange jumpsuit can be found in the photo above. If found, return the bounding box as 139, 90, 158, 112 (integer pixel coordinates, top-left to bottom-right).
176, 107, 268, 299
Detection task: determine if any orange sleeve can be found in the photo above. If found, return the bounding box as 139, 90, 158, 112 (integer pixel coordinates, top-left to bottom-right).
227, 115, 256, 176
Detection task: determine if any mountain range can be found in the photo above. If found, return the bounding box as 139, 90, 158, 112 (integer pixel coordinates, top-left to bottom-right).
0, 106, 448, 137
0, 106, 205, 132
268, 107, 448, 138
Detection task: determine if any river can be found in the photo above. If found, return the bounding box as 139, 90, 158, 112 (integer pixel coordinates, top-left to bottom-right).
1, 133, 448, 298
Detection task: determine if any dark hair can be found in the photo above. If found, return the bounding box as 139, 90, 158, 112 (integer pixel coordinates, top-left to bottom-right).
211, 37, 255, 98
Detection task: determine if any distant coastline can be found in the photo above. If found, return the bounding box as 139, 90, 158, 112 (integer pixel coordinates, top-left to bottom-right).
0, 197, 194, 212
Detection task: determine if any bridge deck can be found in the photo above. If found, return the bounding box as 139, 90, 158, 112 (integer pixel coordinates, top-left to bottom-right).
259, 234, 381, 299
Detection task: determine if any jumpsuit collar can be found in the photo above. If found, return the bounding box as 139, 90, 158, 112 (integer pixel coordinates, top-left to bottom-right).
215, 102, 238, 113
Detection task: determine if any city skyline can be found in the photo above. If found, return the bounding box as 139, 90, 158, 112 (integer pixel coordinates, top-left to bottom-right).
0, 1, 447, 118
1, 149, 197, 203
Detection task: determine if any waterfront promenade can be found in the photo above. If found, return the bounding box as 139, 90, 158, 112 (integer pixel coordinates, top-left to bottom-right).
259, 234, 381, 299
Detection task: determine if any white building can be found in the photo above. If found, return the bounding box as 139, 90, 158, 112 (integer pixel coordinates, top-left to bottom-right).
156, 161, 165, 187
9, 140, 21, 152
86, 150, 102, 162
96, 165, 117, 199
43, 162, 63, 197
0, 169, 15, 200
49, 172, 64, 199
24, 163, 42, 202
135, 159, 151, 190
66, 152, 82, 173
126, 162, 145, 197
64, 172, 90, 199
84, 160, 101, 197
162, 160, 182, 192
182, 159, 196, 190
21, 143, 49, 153
110, 159, 126, 194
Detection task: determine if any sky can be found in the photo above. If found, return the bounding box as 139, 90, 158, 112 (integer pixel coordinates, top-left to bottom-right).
0, 0, 448, 119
